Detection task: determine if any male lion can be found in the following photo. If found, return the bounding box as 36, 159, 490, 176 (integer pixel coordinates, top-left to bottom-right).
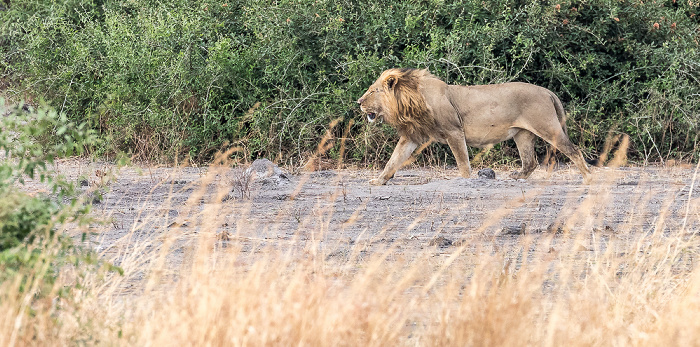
357, 68, 591, 185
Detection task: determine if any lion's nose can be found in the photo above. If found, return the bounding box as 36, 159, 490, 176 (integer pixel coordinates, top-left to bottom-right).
357, 98, 363, 104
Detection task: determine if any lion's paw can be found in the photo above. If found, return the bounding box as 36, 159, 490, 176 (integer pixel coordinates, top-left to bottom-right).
369, 178, 386, 186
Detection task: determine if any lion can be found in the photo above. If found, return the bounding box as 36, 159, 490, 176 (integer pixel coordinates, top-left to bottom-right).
357, 68, 591, 185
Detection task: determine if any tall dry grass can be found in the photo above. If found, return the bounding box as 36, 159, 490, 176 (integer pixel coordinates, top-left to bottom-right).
2, 163, 700, 346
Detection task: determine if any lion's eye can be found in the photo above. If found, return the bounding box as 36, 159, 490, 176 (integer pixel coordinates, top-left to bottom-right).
366, 88, 382, 98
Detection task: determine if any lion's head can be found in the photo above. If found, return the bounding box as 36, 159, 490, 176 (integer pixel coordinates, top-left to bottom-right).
357, 68, 436, 141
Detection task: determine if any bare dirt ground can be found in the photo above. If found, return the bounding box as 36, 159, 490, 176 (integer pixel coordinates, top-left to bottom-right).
23, 159, 700, 292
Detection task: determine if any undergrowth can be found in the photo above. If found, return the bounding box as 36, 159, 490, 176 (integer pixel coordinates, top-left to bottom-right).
1, 0, 698, 164
0, 100, 118, 346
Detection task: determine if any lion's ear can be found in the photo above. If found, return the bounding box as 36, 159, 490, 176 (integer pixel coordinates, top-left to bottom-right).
385, 75, 397, 90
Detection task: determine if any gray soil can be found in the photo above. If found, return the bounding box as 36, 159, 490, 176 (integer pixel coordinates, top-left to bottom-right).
24, 159, 700, 290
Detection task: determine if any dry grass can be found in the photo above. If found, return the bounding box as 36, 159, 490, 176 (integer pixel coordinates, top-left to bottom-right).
2, 163, 700, 346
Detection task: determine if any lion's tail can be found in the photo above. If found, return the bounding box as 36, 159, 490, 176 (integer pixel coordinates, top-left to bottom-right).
549, 92, 568, 136
549, 92, 599, 165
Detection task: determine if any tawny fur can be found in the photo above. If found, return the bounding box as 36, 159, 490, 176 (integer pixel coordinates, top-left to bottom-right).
357, 68, 591, 185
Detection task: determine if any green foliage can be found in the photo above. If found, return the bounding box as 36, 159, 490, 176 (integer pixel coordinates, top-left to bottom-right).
0, 101, 113, 336
0, 190, 56, 250
1, 0, 699, 164
0, 99, 99, 254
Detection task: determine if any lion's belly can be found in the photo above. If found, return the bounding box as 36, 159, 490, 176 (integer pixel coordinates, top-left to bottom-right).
463, 126, 519, 148
447, 83, 547, 147
461, 107, 521, 147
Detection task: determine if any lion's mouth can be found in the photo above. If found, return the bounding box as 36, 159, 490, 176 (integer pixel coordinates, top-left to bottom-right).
367, 112, 377, 122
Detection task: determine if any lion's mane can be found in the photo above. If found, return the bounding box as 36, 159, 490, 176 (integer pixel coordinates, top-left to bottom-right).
378, 68, 437, 142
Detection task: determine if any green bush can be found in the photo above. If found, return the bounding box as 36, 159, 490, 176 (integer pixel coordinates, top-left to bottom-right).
0, 100, 112, 331
0, 99, 98, 251
1, 0, 698, 164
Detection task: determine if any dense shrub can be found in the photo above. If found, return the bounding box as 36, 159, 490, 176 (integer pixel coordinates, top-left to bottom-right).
0, 102, 116, 344
0, 101, 100, 250
1, 0, 698, 164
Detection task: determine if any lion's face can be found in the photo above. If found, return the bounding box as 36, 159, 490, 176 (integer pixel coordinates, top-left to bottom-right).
357, 70, 404, 123
357, 82, 388, 123
357, 69, 432, 138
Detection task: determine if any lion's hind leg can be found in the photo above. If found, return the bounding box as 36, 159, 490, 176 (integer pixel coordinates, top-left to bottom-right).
511, 129, 538, 179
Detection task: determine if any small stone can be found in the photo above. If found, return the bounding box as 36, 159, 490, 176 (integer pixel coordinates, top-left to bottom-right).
478, 168, 496, 179
85, 191, 102, 204
429, 236, 453, 247
546, 222, 566, 234
221, 193, 235, 202
310, 170, 337, 179
246, 159, 286, 178
501, 223, 526, 235
244, 158, 290, 185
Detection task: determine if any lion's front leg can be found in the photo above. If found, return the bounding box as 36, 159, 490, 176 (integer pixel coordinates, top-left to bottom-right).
446, 132, 472, 178
371, 136, 419, 185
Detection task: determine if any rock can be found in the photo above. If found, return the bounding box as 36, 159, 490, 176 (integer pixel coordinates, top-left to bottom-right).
167, 221, 189, 228
245, 159, 289, 184
221, 194, 235, 202
546, 222, 566, 234
86, 191, 102, 204
310, 170, 337, 179
501, 223, 526, 235
225, 159, 290, 201
478, 168, 496, 179
429, 236, 453, 247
